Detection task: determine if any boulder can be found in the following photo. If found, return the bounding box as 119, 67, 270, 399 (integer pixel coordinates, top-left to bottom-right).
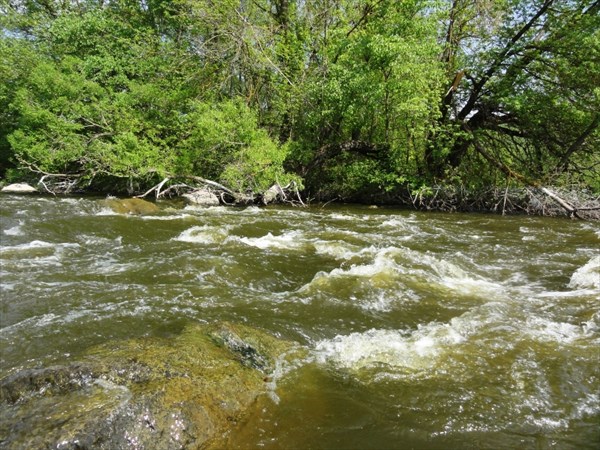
182, 189, 220, 206
262, 184, 283, 205
1, 183, 38, 194
103, 197, 160, 215
0, 322, 299, 450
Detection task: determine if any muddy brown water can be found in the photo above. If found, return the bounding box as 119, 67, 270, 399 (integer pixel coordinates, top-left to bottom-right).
1, 195, 598, 449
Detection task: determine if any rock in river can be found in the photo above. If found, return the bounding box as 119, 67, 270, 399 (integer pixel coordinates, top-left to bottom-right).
1, 183, 38, 193
103, 197, 160, 215
182, 189, 221, 207
0, 322, 297, 449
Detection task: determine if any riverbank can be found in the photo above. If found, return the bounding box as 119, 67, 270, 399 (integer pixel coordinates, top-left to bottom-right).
2, 179, 599, 220
362, 184, 600, 220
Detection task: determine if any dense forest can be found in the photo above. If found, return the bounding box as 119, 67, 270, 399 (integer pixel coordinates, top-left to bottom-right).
1, 0, 599, 212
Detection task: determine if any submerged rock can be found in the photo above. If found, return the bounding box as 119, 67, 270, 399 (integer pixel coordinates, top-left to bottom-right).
1, 182, 38, 193
103, 197, 160, 215
0, 322, 296, 449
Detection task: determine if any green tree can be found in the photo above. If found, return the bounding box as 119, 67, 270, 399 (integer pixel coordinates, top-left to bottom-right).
429, 0, 600, 190
2, 2, 297, 194
287, 0, 443, 198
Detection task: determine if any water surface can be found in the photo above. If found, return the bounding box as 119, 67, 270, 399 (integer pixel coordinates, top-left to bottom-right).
1, 195, 598, 448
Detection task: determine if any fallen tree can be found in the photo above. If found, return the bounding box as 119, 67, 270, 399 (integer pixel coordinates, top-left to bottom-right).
468, 134, 596, 219
135, 175, 306, 207
404, 184, 600, 220
12, 155, 306, 206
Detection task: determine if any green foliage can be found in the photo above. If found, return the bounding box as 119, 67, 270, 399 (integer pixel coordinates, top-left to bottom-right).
430, 0, 600, 191
1, 0, 598, 199
221, 139, 302, 193
177, 99, 298, 191
8, 57, 91, 173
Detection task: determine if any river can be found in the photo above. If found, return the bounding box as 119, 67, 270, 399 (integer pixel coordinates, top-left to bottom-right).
1, 195, 598, 449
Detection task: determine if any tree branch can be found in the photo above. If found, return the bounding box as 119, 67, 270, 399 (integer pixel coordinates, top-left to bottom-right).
458, 0, 554, 120
557, 114, 600, 172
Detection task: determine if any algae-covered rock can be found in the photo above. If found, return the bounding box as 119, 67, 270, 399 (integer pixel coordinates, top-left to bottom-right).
103, 197, 160, 215
0, 322, 298, 450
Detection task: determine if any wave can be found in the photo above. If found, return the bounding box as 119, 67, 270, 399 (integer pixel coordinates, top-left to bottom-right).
138, 213, 194, 221
0, 241, 80, 264
0, 240, 61, 252
237, 230, 307, 251
312, 298, 596, 377
313, 322, 467, 375
296, 246, 504, 306
3, 222, 24, 236
568, 255, 600, 289
173, 225, 232, 244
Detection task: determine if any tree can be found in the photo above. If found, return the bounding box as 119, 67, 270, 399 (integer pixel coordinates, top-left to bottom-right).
428, 0, 600, 191
1, 0, 598, 207
287, 0, 443, 199
3, 3, 297, 195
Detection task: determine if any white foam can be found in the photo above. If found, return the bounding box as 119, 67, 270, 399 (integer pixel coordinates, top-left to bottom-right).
524, 317, 585, 344
264, 346, 308, 404
78, 235, 123, 247
314, 320, 468, 373
329, 213, 358, 221
183, 205, 263, 216
537, 289, 598, 298
568, 256, 600, 290
381, 218, 405, 228
196, 267, 216, 282
3, 222, 24, 236
95, 207, 119, 216
237, 230, 306, 251
572, 393, 600, 419
0, 240, 80, 255
0, 313, 60, 334
173, 225, 231, 245
357, 292, 394, 312
404, 249, 504, 297
89, 258, 135, 274
0, 240, 55, 252
295, 245, 503, 309
139, 213, 194, 221
301, 249, 399, 294
313, 241, 362, 260
311, 300, 592, 379
380, 217, 424, 237
582, 312, 599, 335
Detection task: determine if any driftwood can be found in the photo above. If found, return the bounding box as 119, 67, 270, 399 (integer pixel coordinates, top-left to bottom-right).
136, 177, 171, 199
37, 173, 82, 195
262, 181, 305, 206
135, 175, 306, 207
15, 159, 82, 195
135, 176, 234, 201
403, 184, 600, 219
469, 134, 593, 219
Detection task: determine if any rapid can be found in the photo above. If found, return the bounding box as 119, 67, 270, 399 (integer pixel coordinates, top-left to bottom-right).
1, 195, 598, 449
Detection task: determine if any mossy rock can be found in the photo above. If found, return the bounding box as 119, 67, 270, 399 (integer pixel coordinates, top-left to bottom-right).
103, 197, 160, 215
0, 322, 301, 449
